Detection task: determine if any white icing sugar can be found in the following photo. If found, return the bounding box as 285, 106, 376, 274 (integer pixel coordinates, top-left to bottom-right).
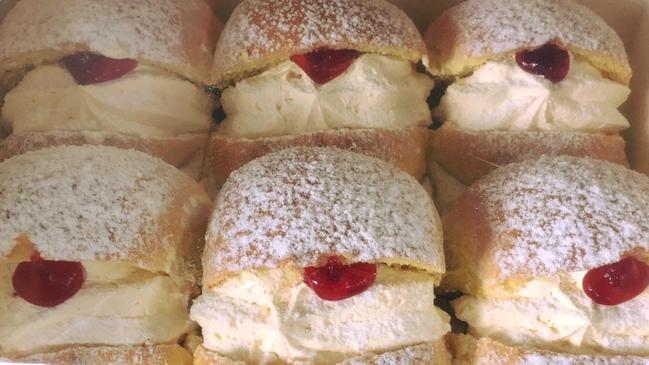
475, 156, 649, 278
213, 0, 425, 83
435, 0, 628, 66
206, 147, 443, 274
0, 145, 181, 261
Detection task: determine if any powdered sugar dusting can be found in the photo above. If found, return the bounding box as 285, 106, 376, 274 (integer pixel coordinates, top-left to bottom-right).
206, 147, 443, 274
475, 156, 649, 279
429, 0, 629, 73
213, 0, 425, 83
340, 343, 435, 365
0, 145, 180, 262
0, 0, 214, 82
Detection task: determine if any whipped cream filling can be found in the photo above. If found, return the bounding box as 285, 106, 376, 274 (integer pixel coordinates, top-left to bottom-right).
454, 272, 649, 355
218, 54, 434, 139
1, 64, 214, 138
190, 265, 450, 364
0, 262, 193, 357
436, 59, 630, 132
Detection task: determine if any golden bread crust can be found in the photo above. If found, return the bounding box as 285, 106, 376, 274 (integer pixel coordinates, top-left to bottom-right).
13, 344, 192, 365
211, 0, 426, 86
0, 131, 209, 179
424, 0, 631, 84
0, 145, 212, 282
0, 0, 218, 84
431, 123, 628, 185
204, 127, 429, 193
203, 147, 444, 286
193, 341, 452, 365
443, 156, 649, 294
448, 335, 649, 365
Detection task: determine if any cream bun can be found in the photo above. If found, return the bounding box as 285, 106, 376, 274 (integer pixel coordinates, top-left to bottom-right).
0, 145, 212, 363
204, 0, 433, 191
444, 156, 649, 356
425, 0, 631, 186
191, 147, 450, 364
0, 0, 221, 176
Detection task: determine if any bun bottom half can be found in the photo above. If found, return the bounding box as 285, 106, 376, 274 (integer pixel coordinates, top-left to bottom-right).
203, 127, 430, 194
11, 344, 192, 365
193, 340, 452, 365
430, 124, 628, 185
448, 335, 649, 365
0, 131, 209, 179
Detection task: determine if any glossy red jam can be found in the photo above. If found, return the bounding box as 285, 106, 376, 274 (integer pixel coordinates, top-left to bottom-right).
61, 53, 137, 85
303, 255, 376, 301
12, 253, 85, 307
515, 42, 570, 83
290, 48, 361, 84
582, 257, 649, 306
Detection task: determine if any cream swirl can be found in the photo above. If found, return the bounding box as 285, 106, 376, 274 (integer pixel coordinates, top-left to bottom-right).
1, 64, 214, 139
218, 54, 433, 139
436, 59, 630, 132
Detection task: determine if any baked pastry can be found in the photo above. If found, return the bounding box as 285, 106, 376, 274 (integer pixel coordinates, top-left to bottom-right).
425, 0, 631, 185
444, 156, 649, 356
449, 335, 649, 365
191, 147, 450, 364
0, 145, 213, 363
204, 0, 433, 190
0, 0, 220, 176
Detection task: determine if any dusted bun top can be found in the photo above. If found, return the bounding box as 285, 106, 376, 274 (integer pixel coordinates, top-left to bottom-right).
212, 0, 426, 86
425, 0, 631, 84
203, 147, 444, 285
0, 0, 219, 83
0, 145, 212, 281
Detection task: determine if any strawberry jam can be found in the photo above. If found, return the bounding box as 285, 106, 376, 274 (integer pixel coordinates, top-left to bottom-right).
12, 253, 85, 307
61, 53, 137, 85
515, 42, 570, 83
303, 255, 376, 301
582, 257, 649, 306
290, 48, 361, 84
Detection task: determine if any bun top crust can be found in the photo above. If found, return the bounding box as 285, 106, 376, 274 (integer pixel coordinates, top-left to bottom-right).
0, 145, 212, 282
203, 147, 444, 286
425, 0, 631, 85
0, 0, 219, 84
444, 156, 649, 293
211, 0, 427, 87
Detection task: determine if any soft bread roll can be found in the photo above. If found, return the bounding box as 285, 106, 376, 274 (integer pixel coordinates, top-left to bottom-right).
449, 335, 649, 365
205, 0, 432, 191
14, 344, 193, 365
444, 156, 649, 355
0, 0, 216, 84
0, 0, 220, 176
425, 0, 631, 185
192, 147, 449, 364
205, 127, 430, 192
0, 145, 212, 360
193, 341, 453, 365
424, 0, 631, 84
211, 0, 426, 87
431, 124, 629, 185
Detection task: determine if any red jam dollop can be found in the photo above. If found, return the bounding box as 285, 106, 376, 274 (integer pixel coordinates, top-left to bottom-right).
290, 48, 361, 84
303, 255, 376, 301
61, 53, 138, 85
514, 42, 570, 83
582, 256, 649, 306
12, 253, 86, 307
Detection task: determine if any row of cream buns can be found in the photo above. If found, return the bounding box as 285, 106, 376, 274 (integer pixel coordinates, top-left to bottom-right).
0, 145, 452, 364
0, 0, 634, 196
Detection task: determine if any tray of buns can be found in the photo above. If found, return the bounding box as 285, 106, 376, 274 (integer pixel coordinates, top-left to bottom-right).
1, 0, 648, 364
